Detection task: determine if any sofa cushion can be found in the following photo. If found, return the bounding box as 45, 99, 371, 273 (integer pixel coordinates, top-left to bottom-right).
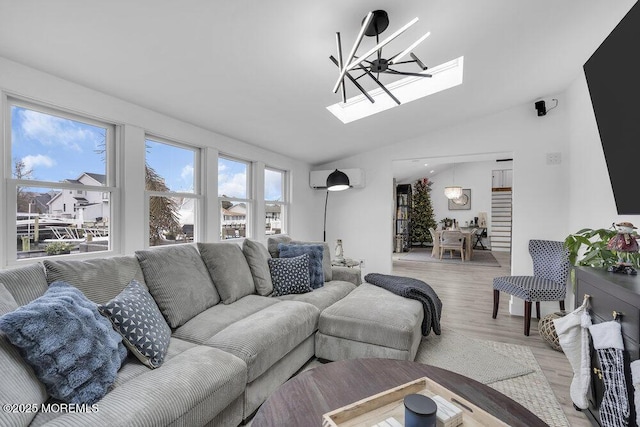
174, 294, 277, 344
99, 279, 171, 369
242, 239, 273, 296
0, 283, 48, 427
319, 283, 424, 351
292, 240, 332, 282
31, 339, 248, 427
0, 263, 48, 306
136, 245, 220, 328
279, 243, 325, 288
267, 234, 292, 258
268, 255, 312, 297
44, 255, 146, 304
0, 281, 127, 404
275, 280, 356, 312
198, 242, 255, 304
206, 300, 319, 382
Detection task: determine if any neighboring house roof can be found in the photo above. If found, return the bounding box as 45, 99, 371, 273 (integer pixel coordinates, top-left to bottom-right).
265, 204, 281, 213
84, 172, 106, 184
47, 172, 106, 206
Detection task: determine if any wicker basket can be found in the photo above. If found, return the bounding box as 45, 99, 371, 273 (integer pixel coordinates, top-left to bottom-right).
538, 311, 567, 352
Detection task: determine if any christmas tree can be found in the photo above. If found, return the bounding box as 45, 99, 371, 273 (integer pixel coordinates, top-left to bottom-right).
411, 178, 437, 246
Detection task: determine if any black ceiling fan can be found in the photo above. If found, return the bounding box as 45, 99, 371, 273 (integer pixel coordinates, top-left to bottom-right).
331, 10, 432, 105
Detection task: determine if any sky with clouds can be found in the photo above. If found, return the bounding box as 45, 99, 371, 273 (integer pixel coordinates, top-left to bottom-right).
12, 106, 284, 200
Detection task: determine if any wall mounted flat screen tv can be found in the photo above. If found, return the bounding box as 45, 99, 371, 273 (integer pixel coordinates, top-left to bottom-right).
584, 2, 640, 214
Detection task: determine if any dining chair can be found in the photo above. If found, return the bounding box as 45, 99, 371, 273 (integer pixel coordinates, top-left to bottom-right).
428, 228, 438, 257
492, 240, 569, 336
439, 230, 465, 261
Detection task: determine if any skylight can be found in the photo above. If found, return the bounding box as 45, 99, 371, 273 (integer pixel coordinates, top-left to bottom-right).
327, 56, 464, 124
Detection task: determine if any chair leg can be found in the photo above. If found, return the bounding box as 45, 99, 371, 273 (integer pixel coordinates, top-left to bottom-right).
492, 290, 499, 319
524, 301, 532, 336
560, 300, 565, 311
536, 301, 541, 319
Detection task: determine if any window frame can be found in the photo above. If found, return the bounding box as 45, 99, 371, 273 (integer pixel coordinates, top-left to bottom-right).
4, 96, 118, 265
218, 155, 252, 240
144, 134, 202, 247
264, 166, 288, 236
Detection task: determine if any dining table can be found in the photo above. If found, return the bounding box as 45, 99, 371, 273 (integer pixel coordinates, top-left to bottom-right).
433, 227, 476, 261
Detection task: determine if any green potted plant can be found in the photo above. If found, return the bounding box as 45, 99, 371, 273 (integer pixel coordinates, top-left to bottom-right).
564, 225, 640, 270
45, 241, 74, 255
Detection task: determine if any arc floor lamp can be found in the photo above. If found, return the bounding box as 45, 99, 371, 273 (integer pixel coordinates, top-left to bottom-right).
324, 169, 350, 242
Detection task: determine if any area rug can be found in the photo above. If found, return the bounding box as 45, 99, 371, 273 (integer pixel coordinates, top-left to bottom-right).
418, 330, 569, 427
300, 331, 569, 427
399, 248, 501, 267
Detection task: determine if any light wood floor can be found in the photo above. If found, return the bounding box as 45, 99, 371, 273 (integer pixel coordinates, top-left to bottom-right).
392, 249, 591, 426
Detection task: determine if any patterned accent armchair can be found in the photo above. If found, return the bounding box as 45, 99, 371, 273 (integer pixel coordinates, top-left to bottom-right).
492, 240, 570, 335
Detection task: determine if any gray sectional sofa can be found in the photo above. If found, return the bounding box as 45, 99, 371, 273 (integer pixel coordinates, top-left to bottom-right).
0, 239, 364, 427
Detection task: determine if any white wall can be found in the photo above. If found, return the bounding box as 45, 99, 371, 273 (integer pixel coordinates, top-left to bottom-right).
566, 72, 640, 242
319, 95, 570, 314
0, 56, 318, 265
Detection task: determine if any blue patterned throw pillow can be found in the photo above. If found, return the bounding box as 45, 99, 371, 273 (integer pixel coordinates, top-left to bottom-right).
0, 281, 127, 405
99, 280, 171, 369
278, 243, 325, 289
268, 254, 313, 297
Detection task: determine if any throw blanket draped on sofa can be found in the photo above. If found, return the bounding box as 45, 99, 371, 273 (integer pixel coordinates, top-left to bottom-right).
364, 273, 442, 336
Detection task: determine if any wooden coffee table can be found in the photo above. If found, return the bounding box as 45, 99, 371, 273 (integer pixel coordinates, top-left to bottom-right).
252, 358, 547, 427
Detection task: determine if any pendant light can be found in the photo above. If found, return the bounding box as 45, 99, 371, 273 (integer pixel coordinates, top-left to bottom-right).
444, 162, 462, 199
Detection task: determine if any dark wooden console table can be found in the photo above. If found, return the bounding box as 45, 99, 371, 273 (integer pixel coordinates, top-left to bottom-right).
252, 358, 546, 427
575, 267, 640, 426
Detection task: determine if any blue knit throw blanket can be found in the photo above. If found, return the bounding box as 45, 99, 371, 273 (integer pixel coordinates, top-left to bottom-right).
364, 273, 442, 336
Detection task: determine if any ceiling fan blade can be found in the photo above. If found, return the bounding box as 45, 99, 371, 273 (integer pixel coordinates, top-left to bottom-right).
332, 11, 374, 93
358, 65, 401, 105
335, 32, 347, 103
410, 53, 428, 70
385, 69, 432, 78
388, 31, 430, 65
341, 17, 419, 80
330, 56, 375, 103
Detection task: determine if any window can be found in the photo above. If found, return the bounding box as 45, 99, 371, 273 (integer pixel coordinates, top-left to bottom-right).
7, 99, 115, 261
145, 137, 199, 246
218, 156, 251, 240
265, 167, 287, 236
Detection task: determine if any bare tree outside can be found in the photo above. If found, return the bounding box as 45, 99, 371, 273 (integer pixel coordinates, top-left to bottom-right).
13, 159, 34, 213
146, 165, 181, 245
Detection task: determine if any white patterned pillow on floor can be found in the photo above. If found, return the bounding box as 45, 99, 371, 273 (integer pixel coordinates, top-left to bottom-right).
268, 254, 312, 297
99, 279, 171, 369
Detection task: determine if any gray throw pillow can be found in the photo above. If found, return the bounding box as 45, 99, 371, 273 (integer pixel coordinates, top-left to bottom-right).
291, 240, 332, 282
268, 254, 312, 297
242, 239, 273, 296
198, 242, 255, 304
0, 281, 127, 404
136, 245, 220, 328
267, 235, 292, 258
278, 243, 325, 289
99, 280, 171, 369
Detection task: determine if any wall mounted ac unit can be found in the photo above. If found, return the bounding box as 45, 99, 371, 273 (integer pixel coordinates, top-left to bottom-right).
309, 168, 365, 189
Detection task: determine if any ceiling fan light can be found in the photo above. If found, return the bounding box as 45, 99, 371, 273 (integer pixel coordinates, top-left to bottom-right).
327, 169, 350, 191
444, 186, 463, 199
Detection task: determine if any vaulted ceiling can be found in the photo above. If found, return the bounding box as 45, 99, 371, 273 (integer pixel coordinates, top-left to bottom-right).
0, 1, 635, 165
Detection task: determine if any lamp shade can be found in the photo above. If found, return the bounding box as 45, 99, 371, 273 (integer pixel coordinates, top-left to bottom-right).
327, 169, 350, 191
444, 186, 463, 199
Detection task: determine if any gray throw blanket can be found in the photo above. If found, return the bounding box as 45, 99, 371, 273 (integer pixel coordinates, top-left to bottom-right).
365, 273, 442, 336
